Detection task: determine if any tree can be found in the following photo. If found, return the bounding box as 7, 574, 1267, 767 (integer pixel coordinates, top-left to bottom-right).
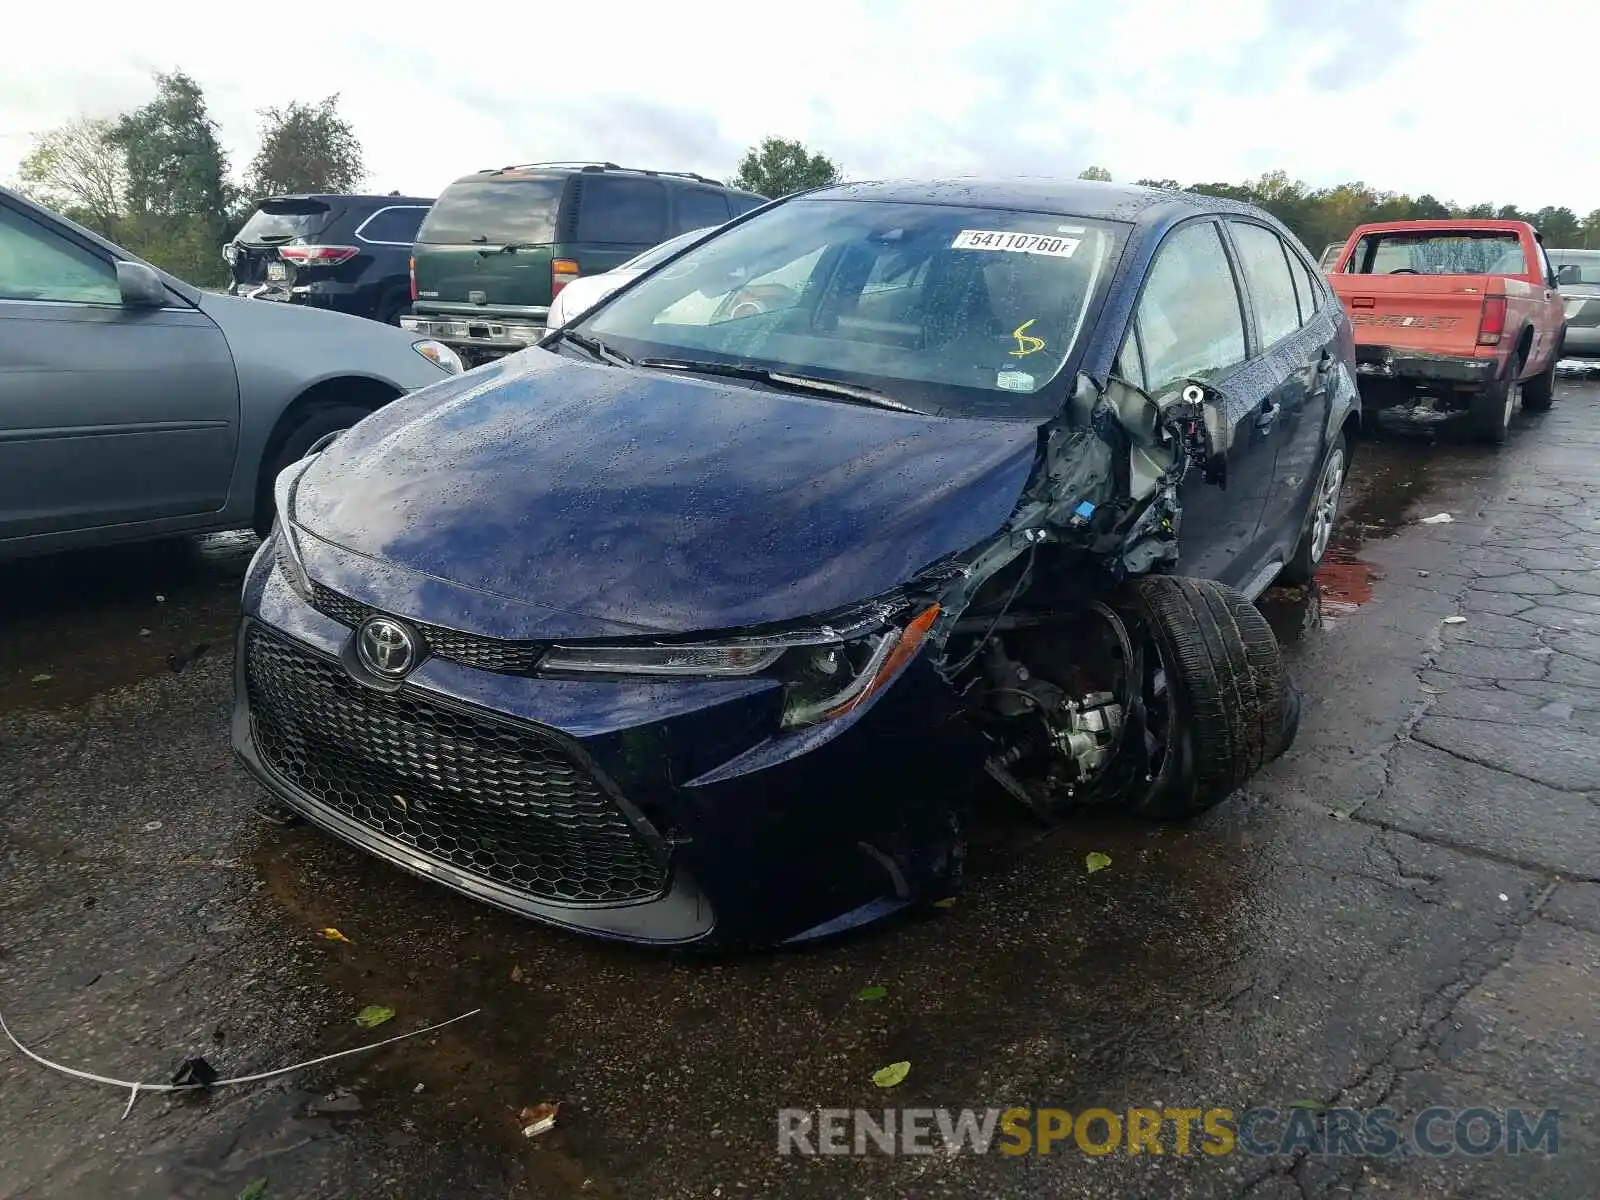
731, 137, 840, 198
1411, 194, 1451, 220
246, 95, 364, 200
16, 118, 126, 235
1078, 165, 1112, 182
1530, 206, 1580, 246
1135, 178, 1184, 190
111, 70, 234, 226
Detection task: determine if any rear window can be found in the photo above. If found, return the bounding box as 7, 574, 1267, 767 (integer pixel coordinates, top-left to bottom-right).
676, 188, 730, 235
237, 199, 333, 244
1346, 232, 1526, 276
417, 177, 565, 245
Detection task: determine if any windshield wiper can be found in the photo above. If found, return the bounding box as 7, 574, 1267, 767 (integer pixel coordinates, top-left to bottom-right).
545, 327, 634, 366
478, 241, 541, 256
636, 359, 925, 414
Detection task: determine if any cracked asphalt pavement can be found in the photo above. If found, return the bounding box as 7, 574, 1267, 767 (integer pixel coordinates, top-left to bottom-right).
3, 380, 1598, 1199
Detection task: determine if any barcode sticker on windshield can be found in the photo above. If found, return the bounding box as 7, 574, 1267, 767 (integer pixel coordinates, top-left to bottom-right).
952, 230, 1080, 257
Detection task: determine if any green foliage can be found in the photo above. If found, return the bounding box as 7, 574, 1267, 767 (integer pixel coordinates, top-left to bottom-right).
246, 95, 365, 200
17, 118, 126, 235
731, 137, 841, 199
1078, 165, 1112, 182
110, 71, 235, 232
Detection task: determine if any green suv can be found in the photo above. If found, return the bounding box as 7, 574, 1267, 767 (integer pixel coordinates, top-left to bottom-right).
402, 162, 766, 364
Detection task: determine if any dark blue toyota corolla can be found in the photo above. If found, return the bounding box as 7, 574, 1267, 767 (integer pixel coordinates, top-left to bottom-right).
235, 180, 1360, 948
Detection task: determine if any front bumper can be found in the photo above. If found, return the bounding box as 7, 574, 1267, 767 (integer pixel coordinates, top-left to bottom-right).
232, 543, 984, 948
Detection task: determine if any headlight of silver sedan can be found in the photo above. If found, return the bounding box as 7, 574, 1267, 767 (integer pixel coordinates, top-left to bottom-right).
412, 338, 464, 374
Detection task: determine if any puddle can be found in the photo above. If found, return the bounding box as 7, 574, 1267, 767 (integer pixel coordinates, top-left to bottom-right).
0, 533, 255, 710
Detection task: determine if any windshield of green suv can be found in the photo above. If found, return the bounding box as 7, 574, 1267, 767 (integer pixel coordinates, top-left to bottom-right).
416, 176, 565, 245
575, 199, 1122, 418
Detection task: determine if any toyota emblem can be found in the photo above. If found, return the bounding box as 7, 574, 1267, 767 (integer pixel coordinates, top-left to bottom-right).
356, 617, 419, 678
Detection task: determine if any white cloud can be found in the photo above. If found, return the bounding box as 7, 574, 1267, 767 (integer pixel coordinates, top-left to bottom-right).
1, 0, 1593, 213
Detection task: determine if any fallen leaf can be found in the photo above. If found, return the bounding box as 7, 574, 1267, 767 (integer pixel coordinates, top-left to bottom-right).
237, 1179, 268, 1200
1419, 684, 1444, 695
520, 1101, 560, 1138
1085, 851, 1112, 874
1441, 616, 1467, 626
318, 927, 351, 944
354, 1005, 395, 1030
1419, 513, 1454, 525
510, 965, 525, 983
30, 674, 52, 684
932, 897, 957, 909
1289, 1099, 1323, 1110
857, 985, 888, 1002
872, 1061, 911, 1089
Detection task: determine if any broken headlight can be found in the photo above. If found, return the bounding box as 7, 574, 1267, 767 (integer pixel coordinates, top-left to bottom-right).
538, 604, 942, 729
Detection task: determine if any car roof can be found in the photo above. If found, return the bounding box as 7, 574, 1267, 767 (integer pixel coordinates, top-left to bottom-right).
804, 178, 1267, 226
453, 164, 761, 199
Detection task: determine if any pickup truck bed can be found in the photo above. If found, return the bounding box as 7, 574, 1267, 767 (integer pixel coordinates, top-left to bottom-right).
1327, 220, 1566, 444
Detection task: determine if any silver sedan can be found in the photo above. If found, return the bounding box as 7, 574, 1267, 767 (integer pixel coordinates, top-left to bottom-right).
1551, 248, 1600, 358
1, 187, 465, 560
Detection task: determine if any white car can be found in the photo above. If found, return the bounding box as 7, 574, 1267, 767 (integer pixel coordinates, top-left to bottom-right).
546, 225, 719, 328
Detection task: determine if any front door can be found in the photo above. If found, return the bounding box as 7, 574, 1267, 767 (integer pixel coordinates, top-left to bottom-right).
0, 200, 239, 542
1123, 218, 1278, 589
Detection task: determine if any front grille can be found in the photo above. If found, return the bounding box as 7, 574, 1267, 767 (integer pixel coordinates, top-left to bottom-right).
309, 582, 545, 674
245, 625, 668, 904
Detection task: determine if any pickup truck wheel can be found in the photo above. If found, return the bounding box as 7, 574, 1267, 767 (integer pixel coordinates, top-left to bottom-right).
251, 403, 376, 539
1468, 352, 1522, 445
1521, 349, 1558, 412
1112, 576, 1288, 820
1277, 434, 1347, 586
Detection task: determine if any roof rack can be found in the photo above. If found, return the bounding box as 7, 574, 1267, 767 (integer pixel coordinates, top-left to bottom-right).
477, 161, 722, 186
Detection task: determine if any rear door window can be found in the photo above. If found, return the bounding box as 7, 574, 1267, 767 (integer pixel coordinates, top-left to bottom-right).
728, 193, 766, 216
676, 189, 730, 235
237, 199, 333, 244
356, 205, 430, 245
1285, 246, 1321, 324
575, 177, 668, 244
1137, 220, 1248, 393
1229, 221, 1302, 349
417, 177, 564, 245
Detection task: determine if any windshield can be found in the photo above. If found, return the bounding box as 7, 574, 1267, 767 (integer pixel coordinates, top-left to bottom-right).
619, 226, 717, 273
1550, 250, 1600, 285
417, 176, 564, 245
237, 199, 332, 244
1345, 231, 1526, 276
576, 199, 1121, 418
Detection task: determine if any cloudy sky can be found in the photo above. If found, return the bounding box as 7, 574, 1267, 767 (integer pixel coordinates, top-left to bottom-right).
2, 0, 1591, 213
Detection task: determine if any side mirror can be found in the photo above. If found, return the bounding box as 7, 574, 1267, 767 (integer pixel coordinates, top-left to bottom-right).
1557, 264, 1581, 286
116, 260, 168, 308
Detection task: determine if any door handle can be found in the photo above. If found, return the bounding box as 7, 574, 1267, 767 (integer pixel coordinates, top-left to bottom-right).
1255, 399, 1279, 430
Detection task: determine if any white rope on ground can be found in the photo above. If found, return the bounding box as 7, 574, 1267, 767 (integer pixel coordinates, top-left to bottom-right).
0, 1004, 482, 1118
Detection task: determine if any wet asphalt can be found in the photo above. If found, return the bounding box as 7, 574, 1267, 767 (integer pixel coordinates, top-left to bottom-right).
3, 380, 1599, 1199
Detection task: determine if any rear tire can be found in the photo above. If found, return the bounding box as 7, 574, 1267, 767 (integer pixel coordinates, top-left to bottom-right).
1468, 351, 1522, 445
1116, 576, 1288, 820
1277, 433, 1347, 586
251, 403, 375, 539
1521, 347, 1558, 412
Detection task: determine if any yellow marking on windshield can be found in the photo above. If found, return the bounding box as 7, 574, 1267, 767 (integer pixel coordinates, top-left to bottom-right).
1009, 318, 1046, 358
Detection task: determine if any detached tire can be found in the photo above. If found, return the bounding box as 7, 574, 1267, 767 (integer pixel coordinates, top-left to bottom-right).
251, 403, 375, 539
1121, 576, 1288, 820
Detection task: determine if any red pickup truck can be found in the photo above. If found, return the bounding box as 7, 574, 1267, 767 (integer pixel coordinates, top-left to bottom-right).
1326, 220, 1565, 443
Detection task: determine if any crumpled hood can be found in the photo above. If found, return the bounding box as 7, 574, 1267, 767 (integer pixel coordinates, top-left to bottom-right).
290, 350, 1041, 636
